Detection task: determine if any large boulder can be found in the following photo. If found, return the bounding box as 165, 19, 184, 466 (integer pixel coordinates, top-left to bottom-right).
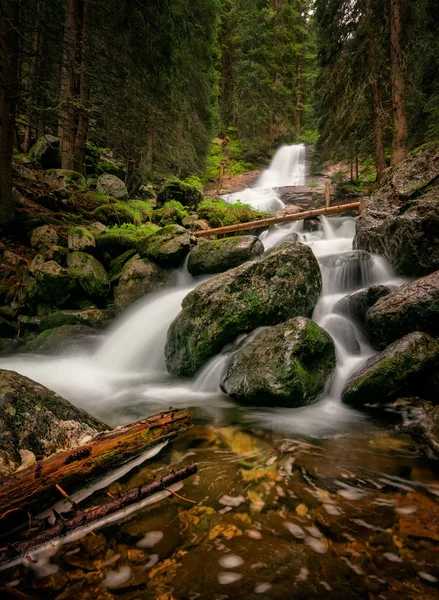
0, 369, 107, 477
68, 226, 96, 252
366, 271, 439, 349
67, 252, 109, 300
354, 141, 439, 276
187, 235, 264, 277
39, 308, 114, 331
165, 242, 322, 376
220, 317, 336, 407
334, 285, 393, 322
137, 224, 195, 268
114, 257, 168, 313
341, 331, 439, 407
156, 178, 203, 211
46, 168, 86, 190
97, 174, 128, 201
25, 260, 77, 306
30, 134, 60, 169
319, 250, 373, 292
30, 225, 59, 255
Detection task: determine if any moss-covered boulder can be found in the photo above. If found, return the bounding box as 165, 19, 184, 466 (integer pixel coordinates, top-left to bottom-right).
46, 168, 86, 190
341, 331, 439, 407
165, 242, 322, 376
25, 260, 77, 306
45, 245, 68, 265
366, 270, 439, 349
30, 225, 59, 255
23, 324, 96, 354
137, 224, 195, 268
187, 235, 264, 277
156, 178, 203, 211
152, 201, 188, 227
95, 224, 159, 257
354, 141, 439, 276
114, 257, 168, 313
68, 226, 96, 252
29, 134, 60, 169
334, 285, 393, 322
197, 198, 266, 229
182, 215, 209, 232
67, 252, 109, 300
220, 317, 336, 407
0, 369, 107, 476
39, 308, 114, 331
97, 174, 128, 200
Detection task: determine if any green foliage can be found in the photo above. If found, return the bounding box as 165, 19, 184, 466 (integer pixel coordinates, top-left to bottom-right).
127, 200, 154, 221
95, 223, 160, 256
197, 198, 266, 228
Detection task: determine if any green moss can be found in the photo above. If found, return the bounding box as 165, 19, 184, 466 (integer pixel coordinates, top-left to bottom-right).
197, 199, 267, 228
93, 202, 141, 226
127, 200, 154, 222
95, 223, 159, 256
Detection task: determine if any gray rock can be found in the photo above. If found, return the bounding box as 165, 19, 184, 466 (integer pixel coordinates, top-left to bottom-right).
137, 224, 195, 268
366, 270, 439, 349
342, 331, 439, 406
165, 242, 322, 376
114, 258, 168, 312
68, 226, 96, 252
187, 235, 264, 277
46, 168, 86, 190
39, 308, 115, 331
321, 315, 361, 355
220, 317, 336, 407
30, 225, 59, 255
354, 141, 439, 276
67, 252, 109, 300
0, 369, 107, 477
334, 285, 393, 322
30, 134, 60, 169
25, 260, 77, 306
97, 174, 128, 201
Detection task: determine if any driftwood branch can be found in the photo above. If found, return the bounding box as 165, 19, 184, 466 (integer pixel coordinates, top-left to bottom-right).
0, 408, 192, 527
193, 202, 361, 238
0, 464, 197, 566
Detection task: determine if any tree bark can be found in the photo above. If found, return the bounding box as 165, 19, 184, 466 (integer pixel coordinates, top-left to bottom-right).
0, 464, 197, 566
74, 0, 90, 175
296, 55, 302, 141
0, 0, 19, 226
367, 1, 387, 181
0, 409, 192, 527
390, 0, 408, 165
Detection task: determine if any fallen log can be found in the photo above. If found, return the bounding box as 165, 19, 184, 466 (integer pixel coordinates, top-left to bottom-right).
0, 464, 197, 566
0, 408, 192, 527
193, 202, 361, 238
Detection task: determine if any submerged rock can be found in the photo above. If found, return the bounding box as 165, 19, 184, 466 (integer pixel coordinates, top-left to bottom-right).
220, 317, 336, 407
137, 224, 195, 268
319, 250, 373, 292
321, 314, 361, 355
165, 242, 322, 376
97, 174, 128, 200
0, 369, 107, 476
187, 235, 264, 277
67, 252, 109, 300
366, 270, 439, 349
342, 331, 439, 407
354, 141, 439, 276
334, 285, 393, 322
114, 257, 168, 312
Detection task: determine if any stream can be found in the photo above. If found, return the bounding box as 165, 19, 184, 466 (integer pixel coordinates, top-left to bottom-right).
1, 146, 439, 599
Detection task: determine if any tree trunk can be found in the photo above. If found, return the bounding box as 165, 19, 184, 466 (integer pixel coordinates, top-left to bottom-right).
367, 1, 387, 181
296, 55, 302, 141
0, 0, 19, 226
390, 0, 408, 165
0, 409, 192, 528
74, 0, 90, 175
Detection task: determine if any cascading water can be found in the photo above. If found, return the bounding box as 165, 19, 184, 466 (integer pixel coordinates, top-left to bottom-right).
0, 144, 405, 433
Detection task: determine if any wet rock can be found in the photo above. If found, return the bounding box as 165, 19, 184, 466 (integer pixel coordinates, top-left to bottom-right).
165, 242, 322, 376
270, 231, 300, 249
322, 315, 361, 355
334, 285, 393, 322
25, 260, 77, 306
342, 331, 439, 407
114, 257, 168, 312
68, 226, 96, 252
319, 250, 373, 292
39, 308, 114, 331
423, 405, 439, 455
366, 271, 439, 349
0, 337, 24, 354
156, 178, 203, 211
23, 324, 97, 354
220, 317, 336, 408
0, 369, 107, 476
67, 252, 109, 300
354, 141, 439, 276
182, 215, 209, 231
0, 316, 18, 338
97, 174, 128, 200
30, 225, 59, 254
30, 134, 60, 169
137, 224, 195, 268
188, 235, 264, 277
